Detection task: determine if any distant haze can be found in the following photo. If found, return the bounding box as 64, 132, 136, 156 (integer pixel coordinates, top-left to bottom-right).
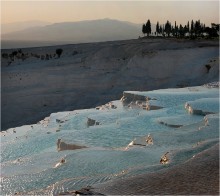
2, 1, 219, 26
1, 20, 52, 34
2, 19, 156, 49
1, 0, 218, 49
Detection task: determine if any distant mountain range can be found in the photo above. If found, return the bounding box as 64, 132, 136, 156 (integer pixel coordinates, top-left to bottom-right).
2, 19, 143, 43
1, 20, 52, 34
2, 19, 157, 48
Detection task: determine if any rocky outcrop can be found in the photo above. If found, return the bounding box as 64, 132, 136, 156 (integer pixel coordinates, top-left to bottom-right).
38, 117, 50, 127
121, 92, 163, 111
158, 121, 182, 128
126, 134, 154, 149
203, 82, 219, 88
96, 102, 117, 110
160, 152, 170, 164
58, 186, 104, 195
56, 139, 86, 151
121, 92, 147, 105
185, 98, 219, 115
146, 134, 153, 145
56, 119, 65, 123
87, 118, 100, 127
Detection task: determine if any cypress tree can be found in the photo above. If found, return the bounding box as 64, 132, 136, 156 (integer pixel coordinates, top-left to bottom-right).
142, 24, 146, 36
187, 21, 190, 33
195, 20, 201, 37
146, 19, 151, 36
165, 20, 172, 37
191, 20, 194, 37
159, 25, 162, 34
156, 21, 160, 36
175, 21, 177, 37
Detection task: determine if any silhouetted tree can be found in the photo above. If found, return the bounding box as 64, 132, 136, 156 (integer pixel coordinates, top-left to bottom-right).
184, 25, 188, 36
183, 22, 189, 37
205, 64, 211, 73
204, 27, 212, 37
194, 20, 202, 37
191, 20, 194, 37
159, 25, 162, 34
12, 51, 18, 57
204, 23, 219, 37
179, 24, 185, 37
146, 19, 151, 36
142, 24, 146, 36
171, 26, 175, 37
164, 20, 172, 37
174, 21, 178, 37
187, 21, 190, 32
156, 21, 160, 36
2, 53, 8, 59
141, 18, 218, 39
56, 48, 63, 58
212, 23, 219, 31
175, 25, 179, 37
162, 24, 165, 37
203, 24, 206, 34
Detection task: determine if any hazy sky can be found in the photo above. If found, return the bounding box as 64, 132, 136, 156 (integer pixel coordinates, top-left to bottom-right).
2, 0, 219, 25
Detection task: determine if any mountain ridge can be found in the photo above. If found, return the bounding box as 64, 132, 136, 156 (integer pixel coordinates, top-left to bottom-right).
1, 20, 52, 34
2, 19, 154, 45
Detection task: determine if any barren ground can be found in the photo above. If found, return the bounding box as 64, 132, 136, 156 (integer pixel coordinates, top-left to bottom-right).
1, 38, 219, 130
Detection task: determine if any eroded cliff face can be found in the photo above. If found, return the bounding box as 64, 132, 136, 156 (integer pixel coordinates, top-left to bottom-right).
1, 38, 219, 130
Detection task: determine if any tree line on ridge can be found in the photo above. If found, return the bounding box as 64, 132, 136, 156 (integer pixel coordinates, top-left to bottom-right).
142, 19, 219, 38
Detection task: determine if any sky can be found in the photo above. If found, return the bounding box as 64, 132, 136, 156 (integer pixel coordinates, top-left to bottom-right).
1, 0, 219, 26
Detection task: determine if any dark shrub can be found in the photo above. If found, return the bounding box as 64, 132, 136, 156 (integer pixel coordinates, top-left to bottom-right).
41, 55, 45, 60
73, 51, 78, 55
21, 53, 26, 61
12, 51, 18, 57
205, 64, 211, 73
56, 48, 63, 58
46, 54, 49, 60
2, 53, 8, 59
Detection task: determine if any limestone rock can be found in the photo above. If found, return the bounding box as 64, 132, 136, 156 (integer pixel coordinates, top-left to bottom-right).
87, 118, 100, 127
160, 152, 169, 164
57, 139, 86, 151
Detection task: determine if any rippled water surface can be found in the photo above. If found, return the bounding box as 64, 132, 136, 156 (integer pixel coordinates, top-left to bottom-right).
1, 86, 219, 195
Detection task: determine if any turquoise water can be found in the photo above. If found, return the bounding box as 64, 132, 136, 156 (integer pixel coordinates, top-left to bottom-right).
1, 86, 219, 195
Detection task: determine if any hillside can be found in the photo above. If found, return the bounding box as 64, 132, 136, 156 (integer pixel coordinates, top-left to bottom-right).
1, 20, 52, 34
2, 19, 142, 45
1, 38, 219, 130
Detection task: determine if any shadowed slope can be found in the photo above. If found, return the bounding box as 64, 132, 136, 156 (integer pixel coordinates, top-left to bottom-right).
93, 143, 219, 195
1, 39, 219, 130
